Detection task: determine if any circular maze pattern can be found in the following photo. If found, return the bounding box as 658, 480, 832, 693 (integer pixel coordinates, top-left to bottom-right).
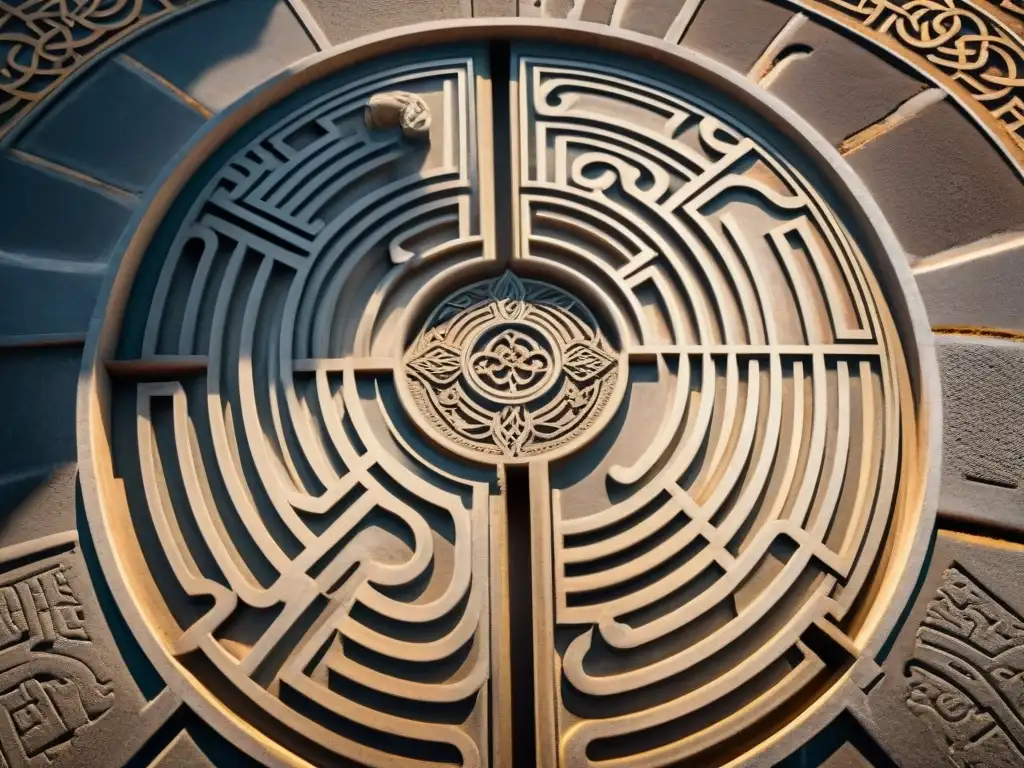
80, 41, 932, 768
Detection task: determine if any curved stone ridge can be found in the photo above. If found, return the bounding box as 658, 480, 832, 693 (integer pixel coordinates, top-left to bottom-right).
405, 272, 619, 459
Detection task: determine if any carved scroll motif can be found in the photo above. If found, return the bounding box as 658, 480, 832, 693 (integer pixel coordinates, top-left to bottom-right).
405, 272, 620, 459
0, 0, 194, 136
906, 566, 1024, 767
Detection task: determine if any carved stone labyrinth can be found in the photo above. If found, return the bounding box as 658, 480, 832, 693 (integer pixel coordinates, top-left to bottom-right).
80, 41, 934, 768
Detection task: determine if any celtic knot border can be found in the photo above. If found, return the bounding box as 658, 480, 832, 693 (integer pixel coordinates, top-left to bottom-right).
0, 0, 198, 138
805, 0, 1024, 154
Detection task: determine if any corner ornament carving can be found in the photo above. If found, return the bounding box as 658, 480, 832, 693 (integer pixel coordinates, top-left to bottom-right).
805, 0, 1024, 155
0, 0, 195, 138
906, 566, 1024, 767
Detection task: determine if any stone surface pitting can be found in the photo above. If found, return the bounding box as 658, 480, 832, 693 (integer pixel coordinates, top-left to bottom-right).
405, 272, 619, 459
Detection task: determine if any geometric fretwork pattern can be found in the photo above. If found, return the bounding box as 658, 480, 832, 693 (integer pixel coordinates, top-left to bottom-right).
520, 52, 910, 767
81, 45, 923, 767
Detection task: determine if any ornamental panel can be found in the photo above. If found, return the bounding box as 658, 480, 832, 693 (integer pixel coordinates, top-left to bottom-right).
78, 38, 935, 768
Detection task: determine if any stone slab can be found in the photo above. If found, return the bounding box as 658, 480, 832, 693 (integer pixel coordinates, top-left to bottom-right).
681, 0, 795, 73
848, 99, 1024, 258
858, 530, 1024, 768
17, 59, 206, 195
913, 238, 1024, 332
127, 0, 317, 113
0, 263, 105, 338
303, 0, 468, 44
0, 464, 78, 552
0, 156, 132, 263
0, 346, 82, 475
765, 19, 925, 146
616, 0, 692, 38
578, 0, 617, 23
935, 335, 1024, 534
0, 543, 180, 768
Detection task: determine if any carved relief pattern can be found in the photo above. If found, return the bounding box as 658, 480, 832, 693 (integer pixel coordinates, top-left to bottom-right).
516, 54, 914, 765
405, 272, 619, 459
0, 562, 112, 768
80, 47, 924, 767
0, 0, 194, 135
906, 566, 1024, 767
93, 60, 493, 766
807, 0, 1024, 149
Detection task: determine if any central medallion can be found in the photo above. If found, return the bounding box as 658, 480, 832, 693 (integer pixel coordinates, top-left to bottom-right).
404, 272, 620, 460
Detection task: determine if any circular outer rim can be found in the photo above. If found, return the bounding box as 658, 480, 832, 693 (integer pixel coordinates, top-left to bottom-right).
77, 18, 941, 768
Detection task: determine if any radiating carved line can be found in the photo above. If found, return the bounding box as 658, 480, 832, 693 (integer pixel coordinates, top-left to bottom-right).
0, 247, 108, 274
913, 231, 1024, 274
0, 331, 86, 349
117, 53, 212, 118
840, 87, 947, 155
663, 0, 708, 41
283, 0, 331, 50
6, 147, 137, 203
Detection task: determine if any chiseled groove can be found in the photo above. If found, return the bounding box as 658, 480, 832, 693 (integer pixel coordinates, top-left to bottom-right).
0, 248, 109, 275
758, 45, 814, 89
664, 0, 709, 42
105, 355, 208, 379
0, 332, 87, 350
839, 88, 947, 156
933, 325, 1024, 342
117, 54, 213, 118
282, 0, 332, 50
912, 231, 1024, 275
6, 148, 137, 204
748, 13, 809, 84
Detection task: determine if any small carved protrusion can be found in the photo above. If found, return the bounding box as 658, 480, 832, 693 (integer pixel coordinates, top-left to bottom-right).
364, 91, 431, 139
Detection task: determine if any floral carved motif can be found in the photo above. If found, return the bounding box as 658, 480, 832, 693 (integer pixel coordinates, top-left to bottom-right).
405, 272, 619, 459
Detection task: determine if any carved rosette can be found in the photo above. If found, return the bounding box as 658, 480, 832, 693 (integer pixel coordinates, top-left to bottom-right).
405, 272, 619, 459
